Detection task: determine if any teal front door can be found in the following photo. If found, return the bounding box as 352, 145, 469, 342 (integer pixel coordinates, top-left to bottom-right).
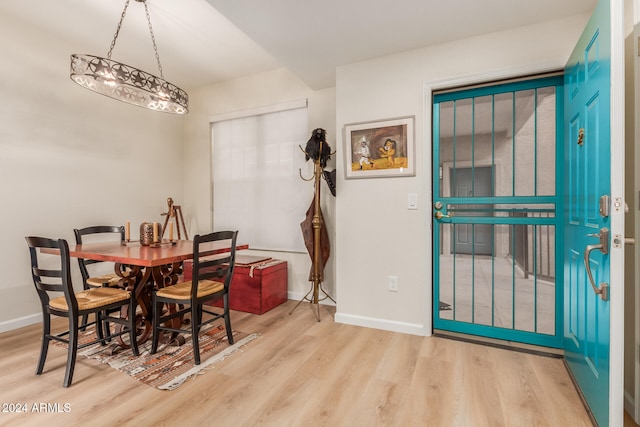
563, 0, 624, 425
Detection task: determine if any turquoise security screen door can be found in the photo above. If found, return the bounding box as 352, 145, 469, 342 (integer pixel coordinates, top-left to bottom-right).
433, 75, 564, 348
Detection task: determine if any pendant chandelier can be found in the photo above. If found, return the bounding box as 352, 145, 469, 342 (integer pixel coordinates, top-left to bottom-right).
70, 0, 188, 114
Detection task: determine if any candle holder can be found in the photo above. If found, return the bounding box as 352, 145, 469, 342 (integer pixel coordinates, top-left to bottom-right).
140, 222, 154, 246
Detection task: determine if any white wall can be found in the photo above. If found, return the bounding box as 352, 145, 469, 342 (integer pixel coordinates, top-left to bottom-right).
183, 68, 337, 302
334, 15, 590, 335
0, 12, 185, 331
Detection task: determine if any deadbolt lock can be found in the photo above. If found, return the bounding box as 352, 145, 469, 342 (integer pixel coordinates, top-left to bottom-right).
613, 234, 635, 248
599, 195, 610, 218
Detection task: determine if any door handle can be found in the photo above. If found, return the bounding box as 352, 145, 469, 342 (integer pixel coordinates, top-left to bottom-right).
434, 211, 453, 220
583, 228, 609, 301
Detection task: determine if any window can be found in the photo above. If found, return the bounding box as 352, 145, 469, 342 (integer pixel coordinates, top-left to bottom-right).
211, 103, 312, 252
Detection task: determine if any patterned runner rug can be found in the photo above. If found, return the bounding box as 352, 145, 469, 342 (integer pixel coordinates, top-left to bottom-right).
55, 323, 258, 390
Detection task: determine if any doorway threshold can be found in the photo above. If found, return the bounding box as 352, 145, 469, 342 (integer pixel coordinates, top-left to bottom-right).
434, 329, 563, 358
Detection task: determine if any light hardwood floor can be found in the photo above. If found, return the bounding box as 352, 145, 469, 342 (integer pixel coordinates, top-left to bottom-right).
0, 301, 597, 426
627, 412, 640, 427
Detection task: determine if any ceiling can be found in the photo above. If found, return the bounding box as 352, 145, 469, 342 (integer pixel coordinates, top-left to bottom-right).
1, 0, 596, 91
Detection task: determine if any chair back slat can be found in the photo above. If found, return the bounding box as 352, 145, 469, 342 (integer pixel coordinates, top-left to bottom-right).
31, 267, 65, 293
32, 267, 63, 278
197, 254, 233, 281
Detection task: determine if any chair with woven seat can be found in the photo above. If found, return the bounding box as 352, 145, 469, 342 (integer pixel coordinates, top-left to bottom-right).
25, 236, 139, 387
150, 230, 238, 365
74, 225, 126, 288
74, 225, 126, 330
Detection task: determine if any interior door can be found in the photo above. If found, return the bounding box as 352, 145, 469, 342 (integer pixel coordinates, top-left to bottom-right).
563, 0, 624, 425
450, 167, 493, 256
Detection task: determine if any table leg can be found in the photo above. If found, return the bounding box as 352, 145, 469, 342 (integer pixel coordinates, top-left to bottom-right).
113, 264, 152, 348
113, 262, 185, 348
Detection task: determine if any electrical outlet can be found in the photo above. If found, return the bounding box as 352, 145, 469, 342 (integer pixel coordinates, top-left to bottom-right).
388, 275, 398, 292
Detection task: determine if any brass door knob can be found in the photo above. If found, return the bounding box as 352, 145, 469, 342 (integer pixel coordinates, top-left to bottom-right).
434, 211, 452, 220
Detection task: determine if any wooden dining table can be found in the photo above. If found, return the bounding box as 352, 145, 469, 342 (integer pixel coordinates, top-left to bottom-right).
65, 238, 248, 347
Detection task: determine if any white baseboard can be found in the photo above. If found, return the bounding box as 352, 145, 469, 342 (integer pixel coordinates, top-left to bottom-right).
0, 313, 41, 333
334, 311, 427, 336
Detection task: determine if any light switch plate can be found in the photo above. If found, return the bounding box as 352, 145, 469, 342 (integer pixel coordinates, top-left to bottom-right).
388, 276, 398, 292
408, 193, 418, 210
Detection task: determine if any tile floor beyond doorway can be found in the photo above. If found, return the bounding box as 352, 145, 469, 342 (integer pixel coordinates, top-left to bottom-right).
438, 254, 555, 336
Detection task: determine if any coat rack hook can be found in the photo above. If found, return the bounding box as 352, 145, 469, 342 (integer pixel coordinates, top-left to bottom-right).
299, 168, 313, 181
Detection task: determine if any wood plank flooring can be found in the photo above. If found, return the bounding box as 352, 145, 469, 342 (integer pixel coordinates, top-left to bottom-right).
0, 301, 596, 426
627, 411, 640, 427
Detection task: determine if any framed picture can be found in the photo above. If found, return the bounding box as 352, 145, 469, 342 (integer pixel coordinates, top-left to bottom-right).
344, 116, 415, 179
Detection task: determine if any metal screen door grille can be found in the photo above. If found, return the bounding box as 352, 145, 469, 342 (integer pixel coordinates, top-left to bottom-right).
433, 75, 563, 348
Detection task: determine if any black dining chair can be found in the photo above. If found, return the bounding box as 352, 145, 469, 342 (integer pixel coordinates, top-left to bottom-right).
74, 225, 126, 288
25, 236, 139, 387
74, 225, 127, 330
150, 230, 238, 365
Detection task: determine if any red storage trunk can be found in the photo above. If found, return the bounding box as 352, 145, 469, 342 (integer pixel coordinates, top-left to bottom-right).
183, 255, 288, 314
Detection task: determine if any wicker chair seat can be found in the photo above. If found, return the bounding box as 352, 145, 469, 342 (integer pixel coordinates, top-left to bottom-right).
86, 273, 122, 288
156, 280, 224, 300
49, 287, 131, 311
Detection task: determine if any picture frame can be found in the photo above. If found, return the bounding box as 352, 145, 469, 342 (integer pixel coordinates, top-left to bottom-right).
344, 115, 415, 179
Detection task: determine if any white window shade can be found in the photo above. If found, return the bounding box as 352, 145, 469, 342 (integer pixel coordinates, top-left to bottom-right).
211, 106, 313, 252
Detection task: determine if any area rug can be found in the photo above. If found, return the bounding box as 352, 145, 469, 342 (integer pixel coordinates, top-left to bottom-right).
55, 324, 258, 390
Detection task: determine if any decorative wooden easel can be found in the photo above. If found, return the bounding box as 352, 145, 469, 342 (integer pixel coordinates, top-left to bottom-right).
161, 197, 188, 240
290, 139, 336, 321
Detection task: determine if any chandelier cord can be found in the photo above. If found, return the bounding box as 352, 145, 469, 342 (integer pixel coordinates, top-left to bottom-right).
107, 0, 131, 61
106, 0, 164, 79
142, 0, 165, 79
